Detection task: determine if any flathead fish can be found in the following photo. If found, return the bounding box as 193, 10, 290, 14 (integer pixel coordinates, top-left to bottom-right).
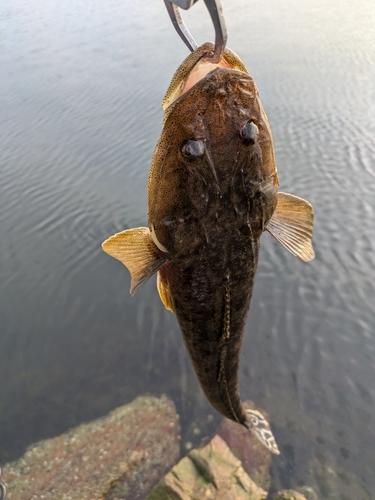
102, 43, 315, 455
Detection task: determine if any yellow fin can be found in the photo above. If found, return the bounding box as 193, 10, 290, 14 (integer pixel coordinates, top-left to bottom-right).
156, 270, 174, 313
266, 192, 315, 262
102, 228, 168, 296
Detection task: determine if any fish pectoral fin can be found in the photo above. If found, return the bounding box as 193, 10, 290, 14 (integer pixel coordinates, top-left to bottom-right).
102, 227, 168, 296
157, 269, 175, 313
245, 409, 280, 455
266, 192, 315, 262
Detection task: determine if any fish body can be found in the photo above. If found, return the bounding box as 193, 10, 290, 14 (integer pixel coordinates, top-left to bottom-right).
103, 43, 315, 454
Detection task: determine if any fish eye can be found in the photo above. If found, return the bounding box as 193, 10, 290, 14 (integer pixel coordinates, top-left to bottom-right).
181, 140, 205, 160
240, 121, 259, 145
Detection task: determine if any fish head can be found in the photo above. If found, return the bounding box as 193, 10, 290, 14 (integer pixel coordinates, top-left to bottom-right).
148, 43, 279, 265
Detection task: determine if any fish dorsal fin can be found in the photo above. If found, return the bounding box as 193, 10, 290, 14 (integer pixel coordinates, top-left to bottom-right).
102, 228, 168, 296
156, 270, 174, 313
266, 192, 315, 262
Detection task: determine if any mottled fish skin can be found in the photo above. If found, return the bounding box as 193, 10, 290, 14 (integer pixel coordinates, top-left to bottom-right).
103, 43, 315, 456
148, 56, 277, 426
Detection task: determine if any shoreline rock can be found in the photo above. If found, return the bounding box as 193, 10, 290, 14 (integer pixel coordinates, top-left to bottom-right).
3, 395, 180, 500
146, 434, 268, 500
2, 394, 318, 500
272, 490, 309, 500
217, 400, 272, 491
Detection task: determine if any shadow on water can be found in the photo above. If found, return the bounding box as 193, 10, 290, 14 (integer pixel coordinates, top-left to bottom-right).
1, 0, 375, 498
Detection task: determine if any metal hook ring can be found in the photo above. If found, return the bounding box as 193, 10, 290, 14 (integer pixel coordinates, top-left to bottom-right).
164, 0, 227, 63
0, 482, 6, 500
0, 468, 6, 500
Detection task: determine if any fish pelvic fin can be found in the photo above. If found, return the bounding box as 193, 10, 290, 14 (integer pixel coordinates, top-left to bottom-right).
102, 228, 168, 296
157, 268, 175, 313
266, 192, 315, 262
244, 409, 280, 455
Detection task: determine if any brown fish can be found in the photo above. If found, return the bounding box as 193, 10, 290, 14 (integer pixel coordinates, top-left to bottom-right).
102, 43, 315, 455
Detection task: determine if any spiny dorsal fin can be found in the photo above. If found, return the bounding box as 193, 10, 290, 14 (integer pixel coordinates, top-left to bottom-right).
245, 409, 280, 455
102, 228, 168, 296
266, 192, 315, 262
156, 269, 174, 313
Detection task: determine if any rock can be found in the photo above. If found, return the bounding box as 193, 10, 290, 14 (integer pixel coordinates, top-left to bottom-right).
2, 395, 180, 500
307, 454, 370, 500
272, 490, 308, 500
146, 434, 267, 500
295, 486, 319, 500
217, 400, 272, 491
181, 412, 219, 452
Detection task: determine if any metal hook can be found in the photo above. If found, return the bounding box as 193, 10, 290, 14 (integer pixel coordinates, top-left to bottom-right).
0, 468, 6, 500
164, 0, 227, 63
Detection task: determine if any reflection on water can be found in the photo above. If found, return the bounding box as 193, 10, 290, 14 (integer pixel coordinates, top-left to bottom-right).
1, 0, 374, 497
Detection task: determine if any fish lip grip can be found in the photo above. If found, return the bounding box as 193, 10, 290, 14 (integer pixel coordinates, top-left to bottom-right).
164, 0, 227, 63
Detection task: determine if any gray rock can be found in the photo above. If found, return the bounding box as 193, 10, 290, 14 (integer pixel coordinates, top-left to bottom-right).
272, 490, 308, 500
2, 395, 180, 500
295, 486, 319, 500
307, 454, 370, 500
217, 400, 272, 491
146, 434, 268, 500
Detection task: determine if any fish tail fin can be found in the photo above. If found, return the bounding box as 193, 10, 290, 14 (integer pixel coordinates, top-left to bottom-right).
244, 409, 280, 455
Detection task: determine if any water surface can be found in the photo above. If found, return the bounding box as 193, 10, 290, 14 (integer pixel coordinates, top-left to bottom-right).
1, 0, 375, 497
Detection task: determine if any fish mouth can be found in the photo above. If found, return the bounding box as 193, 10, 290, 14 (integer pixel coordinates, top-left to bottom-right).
182, 58, 233, 94
162, 42, 250, 110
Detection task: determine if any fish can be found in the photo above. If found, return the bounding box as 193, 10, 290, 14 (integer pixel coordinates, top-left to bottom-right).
102, 42, 315, 455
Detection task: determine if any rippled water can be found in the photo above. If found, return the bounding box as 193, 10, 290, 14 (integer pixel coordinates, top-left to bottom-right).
1, 0, 375, 497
